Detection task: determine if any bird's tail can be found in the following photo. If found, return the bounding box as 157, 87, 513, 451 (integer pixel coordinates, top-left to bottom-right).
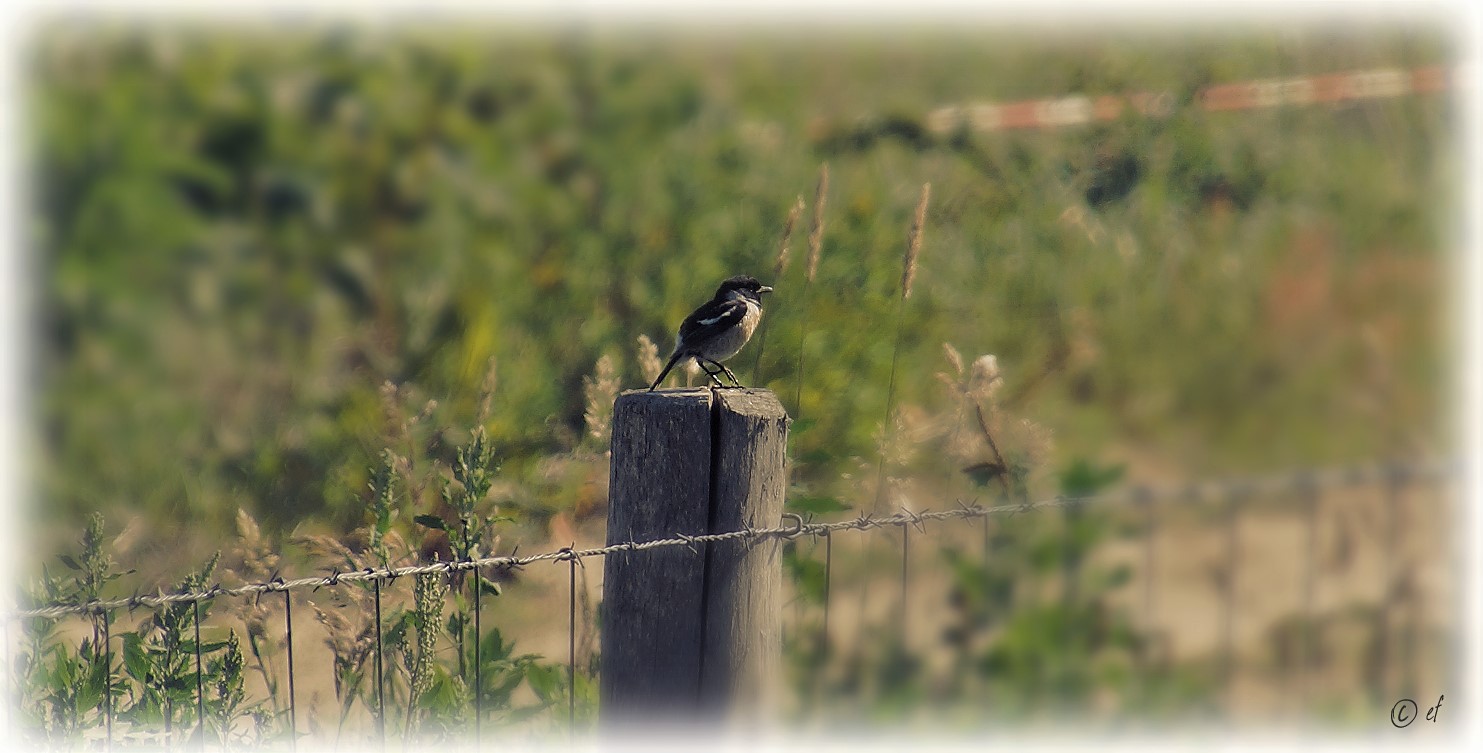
649, 350, 686, 391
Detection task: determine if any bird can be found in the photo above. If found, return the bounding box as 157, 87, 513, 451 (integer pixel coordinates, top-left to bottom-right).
649, 275, 773, 391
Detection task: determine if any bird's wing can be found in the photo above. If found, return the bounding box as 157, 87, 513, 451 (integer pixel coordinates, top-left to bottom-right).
677, 297, 747, 346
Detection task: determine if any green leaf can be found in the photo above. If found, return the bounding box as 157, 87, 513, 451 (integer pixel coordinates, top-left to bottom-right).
477, 576, 502, 596
53, 649, 79, 686
180, 639, 230, 654
413, 514, 447, 531
337, 668, 363, 720
783, 547, 827, 604
122, 634, 150, 683
1094, 564, 1134, 592
1028, 537, 1062, 572
799, 446, 834, 466
78, 656, 107, 709
104, 568, 137, 582
478, 627, 512, 662
58, 554, 82, 571
524, 663, 562, 703
423, 665, 460, 711
485, 667, 525, 706
1058, 458, 1126, 497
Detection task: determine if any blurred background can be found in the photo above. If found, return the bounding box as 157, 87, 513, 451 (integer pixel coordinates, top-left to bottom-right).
13, 11, 1461, 746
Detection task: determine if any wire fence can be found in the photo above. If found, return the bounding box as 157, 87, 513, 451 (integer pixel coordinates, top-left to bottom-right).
10, 460, 1453, 621
5, 457, 1458, 745
785, 457, 1456, 718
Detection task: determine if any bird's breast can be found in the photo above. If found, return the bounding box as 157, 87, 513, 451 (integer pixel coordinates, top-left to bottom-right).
738, 300, 761, 339
701, 301, 762, 362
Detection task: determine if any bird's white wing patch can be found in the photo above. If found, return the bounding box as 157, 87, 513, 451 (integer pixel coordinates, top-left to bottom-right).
697, 314, 727, 326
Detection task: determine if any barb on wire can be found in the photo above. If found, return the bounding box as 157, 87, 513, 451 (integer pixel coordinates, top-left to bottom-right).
900, 509, 928, 534
781, 513, 805, 538
7, 459, 1454, 620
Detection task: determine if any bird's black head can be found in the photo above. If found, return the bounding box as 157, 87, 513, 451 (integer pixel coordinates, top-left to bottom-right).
715, 275, 773, 302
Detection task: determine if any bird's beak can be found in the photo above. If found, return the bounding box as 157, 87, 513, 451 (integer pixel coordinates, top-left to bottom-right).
759, 285, 773, 294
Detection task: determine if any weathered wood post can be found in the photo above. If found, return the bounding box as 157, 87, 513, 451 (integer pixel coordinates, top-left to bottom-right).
601, 387, 789, 728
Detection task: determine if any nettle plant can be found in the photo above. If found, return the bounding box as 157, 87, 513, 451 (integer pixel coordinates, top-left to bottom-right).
18, 516, 273, 746
18, 420, 589, 746
308, 424, 581, 742
117, 553, 275, 743
18, 514, 128, 740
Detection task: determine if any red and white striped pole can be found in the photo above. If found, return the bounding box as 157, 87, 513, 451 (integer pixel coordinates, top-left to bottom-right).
922, 65, 1456, 135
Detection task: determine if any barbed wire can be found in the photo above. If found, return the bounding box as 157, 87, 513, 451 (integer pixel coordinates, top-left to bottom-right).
8, 458, 1455, 620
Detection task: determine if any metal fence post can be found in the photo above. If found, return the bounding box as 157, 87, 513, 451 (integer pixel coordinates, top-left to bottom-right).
601, 388, 789, 728
283, 590, 297, 749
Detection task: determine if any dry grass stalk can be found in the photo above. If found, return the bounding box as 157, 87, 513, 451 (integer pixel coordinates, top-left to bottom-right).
751, 195, 809, 380
582, 354, 619, 444
794, 163, 831, 416
376, 380, 431, 484
806, 164, 829, 283
873, 181, 933, 510
775, 195, 805, 278
295, 532, 359, 569
311, 591, 378, 708
936, 343, 1052, 498
227, 508, 284, 705
902, 182, 931, 299
635, 334, 663, 385
232, 508, 278, 583
475, 356, 498, 427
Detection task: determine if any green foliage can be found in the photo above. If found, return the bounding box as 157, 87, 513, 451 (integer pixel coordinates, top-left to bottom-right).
467, 627, 554, 718
31, 26, 1448, 550
401, 573, 446, 738
17, 515, 129, 741
320, 428, 580, 742
782, 540, 829, 606
420, 428, 507, 564
959, 457, 1211, 718
120, 554, 228, 732
18, 428, 586, 744
1058, 459, 1126, 498
17, 516, 281, 746
783, 456, 1214, 725
368, 449, 400, 569
207, 631, 262, 744
785, 495, 852, 516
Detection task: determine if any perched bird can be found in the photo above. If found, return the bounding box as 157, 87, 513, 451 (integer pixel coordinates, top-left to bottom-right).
649, 275, 773, 391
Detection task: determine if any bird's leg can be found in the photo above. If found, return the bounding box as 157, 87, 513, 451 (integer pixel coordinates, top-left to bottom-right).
695, 358, 727, 388
720, 363, 743, 388
703, 358, 743, 388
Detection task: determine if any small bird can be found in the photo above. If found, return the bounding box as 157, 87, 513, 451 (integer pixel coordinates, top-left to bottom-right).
649, 275, 773, 391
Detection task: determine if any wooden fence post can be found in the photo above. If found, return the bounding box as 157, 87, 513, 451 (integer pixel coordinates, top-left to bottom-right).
601, 387, 789, 728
